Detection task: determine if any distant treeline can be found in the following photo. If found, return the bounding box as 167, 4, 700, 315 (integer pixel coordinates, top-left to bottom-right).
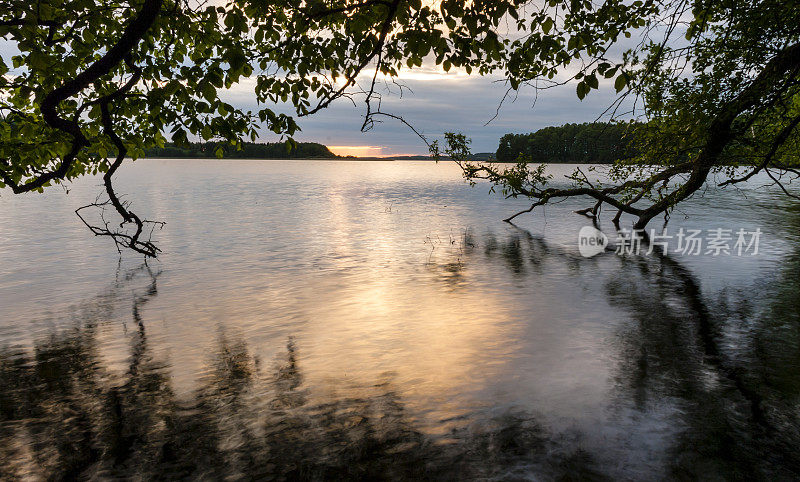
145, 141, 338, 159
495, 122, 640, 163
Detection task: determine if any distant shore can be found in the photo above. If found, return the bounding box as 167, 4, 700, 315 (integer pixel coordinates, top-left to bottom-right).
142, 140, 498, 162
145, 156, 491, 162
144, 154, 497, 162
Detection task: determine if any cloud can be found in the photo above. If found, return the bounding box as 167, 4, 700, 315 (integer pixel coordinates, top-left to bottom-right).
233, 73, 629, 156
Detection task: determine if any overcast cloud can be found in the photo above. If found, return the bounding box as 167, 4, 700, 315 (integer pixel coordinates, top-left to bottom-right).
223, 71, 627, 156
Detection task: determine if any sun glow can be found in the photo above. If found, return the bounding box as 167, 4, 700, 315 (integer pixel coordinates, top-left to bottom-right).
328, 145, 385, 157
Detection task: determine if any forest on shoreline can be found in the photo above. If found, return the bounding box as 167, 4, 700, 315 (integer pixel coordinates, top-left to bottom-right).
494, 122, 640, 163
143, 123, 638, 162
144, 141, 338, 159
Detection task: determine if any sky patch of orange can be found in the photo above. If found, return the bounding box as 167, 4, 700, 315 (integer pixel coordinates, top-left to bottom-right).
328, 145, 385, 157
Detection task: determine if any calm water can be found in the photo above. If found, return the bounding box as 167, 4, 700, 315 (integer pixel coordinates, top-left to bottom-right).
1, 160, 799, 480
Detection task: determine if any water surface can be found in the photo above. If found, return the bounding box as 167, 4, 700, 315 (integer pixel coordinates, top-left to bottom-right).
1, 160, 799, 479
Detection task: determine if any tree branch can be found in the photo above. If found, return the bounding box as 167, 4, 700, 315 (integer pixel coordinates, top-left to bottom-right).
0, 0, 163, 194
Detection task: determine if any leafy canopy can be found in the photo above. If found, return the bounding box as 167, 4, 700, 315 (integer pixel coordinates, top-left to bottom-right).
3, 0, 799, 253
0, 0, 535, 254
437, 0, 800, 228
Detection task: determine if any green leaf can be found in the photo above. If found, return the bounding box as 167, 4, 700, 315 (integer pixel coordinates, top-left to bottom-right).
576, 81, 588, 100
542, 17, 553, 34
172, 129, 188, 146
614, 74, 627, 92
28, 51, 49, 70
200, 82, 217, 102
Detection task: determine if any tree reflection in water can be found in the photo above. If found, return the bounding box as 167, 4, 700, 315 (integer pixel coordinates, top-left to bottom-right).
2, 224, 800, 479
470, 224, 800, 479
0, 264, 604, 480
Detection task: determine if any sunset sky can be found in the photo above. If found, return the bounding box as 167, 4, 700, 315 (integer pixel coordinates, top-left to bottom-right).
223, 66, 625, 157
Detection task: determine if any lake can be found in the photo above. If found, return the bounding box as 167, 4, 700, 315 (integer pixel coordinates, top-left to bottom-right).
1, 159, 799, 480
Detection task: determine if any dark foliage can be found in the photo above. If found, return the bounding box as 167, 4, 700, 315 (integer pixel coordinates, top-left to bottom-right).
495, 122, 640, 163
145, 141, 338, 159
